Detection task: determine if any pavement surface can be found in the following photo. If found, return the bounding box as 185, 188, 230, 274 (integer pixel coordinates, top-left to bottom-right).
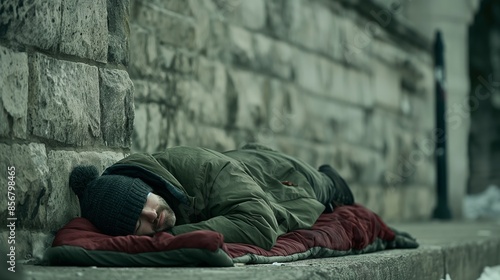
6, 221, 500, 280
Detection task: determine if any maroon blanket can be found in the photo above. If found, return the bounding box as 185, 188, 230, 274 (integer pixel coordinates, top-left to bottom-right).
45, 204, 418, 266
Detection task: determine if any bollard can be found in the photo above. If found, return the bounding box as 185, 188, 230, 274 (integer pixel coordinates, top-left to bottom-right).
432, 30, 452, 220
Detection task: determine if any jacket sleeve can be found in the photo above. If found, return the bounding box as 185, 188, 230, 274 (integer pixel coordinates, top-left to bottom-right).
170, 162, 279, 250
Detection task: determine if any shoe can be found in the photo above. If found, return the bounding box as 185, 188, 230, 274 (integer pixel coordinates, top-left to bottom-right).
318, 164, 355, 207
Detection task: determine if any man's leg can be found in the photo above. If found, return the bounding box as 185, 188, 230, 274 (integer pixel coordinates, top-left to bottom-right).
270, 152, 354, 211
227, 144, 354, 211
317, 164, 355, 211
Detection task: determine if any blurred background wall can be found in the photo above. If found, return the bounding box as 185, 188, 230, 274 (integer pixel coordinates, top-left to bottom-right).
1, 0, 497, 263
376, 0, 482, 226
128, 0, 436, 225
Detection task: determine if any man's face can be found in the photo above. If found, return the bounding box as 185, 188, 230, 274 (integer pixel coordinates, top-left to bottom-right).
134, 193, 176, 235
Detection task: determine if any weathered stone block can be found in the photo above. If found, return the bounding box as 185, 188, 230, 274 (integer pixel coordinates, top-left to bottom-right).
251, 133, 284, 158
331, 68, 374, 108
193, 59, 229, 124
345, 146, 387, 184
342, 106, 366, 145
259, 80, 308, 150
281, 83, 309, 135
275, 139, 321, 167
149, 0, 193, 16
229, 0, 265, 30
177, 79, 227, 126
289, 0, 317, 51
170, 110, 197, 147
0, 0, 62, 50
327, 61, 346, 101
408, 135, 436, 185
145, 33, 158, 70
265, 0, 297, 40
339, 13, 373, 67
107, 0, 130, 66
317, 58, 335, 96
357, 71, 376, 107
148, 81, 167, 102
0, 230, 53, 262
292, 50, 324, 95
411, 64, 434, 129
408, 94, 434, 130
202, 18, 233, 62
401, 185, 435, 220
253, 33, 274, 71
210, 0, 242, 17
350, 184, 385, 216
29, 53, 101, 146
60, 0, 107, 62
313, 3, 340, 58
445, 240, 500, 280
228, 25, 255, 67
381, 187, 404, 222
158, 45, 176, 71
187, 0, 211, 51
0, 46, 28, 138
372, 60, 402, 111
173, 51, 199, 74
46, 150, 125, 232
131, 103, 148, 152
132, 79, 149, 100
229, 70, 266, 130
295, 102, 329, 143
146, 103, 167, 153
396, 129, 420, 181
172, 111, 237, 150
270, 41, 293, 80
0, 143, 48, 230
134, 3, 196, 49
382, 129, 424, 186
310, 142, 341, 170
0, 99, 7, 137
196, 57, 227, 96
99, 68, 134, 148
196, 125, 236, 151
363, 108, 390, 152
128, 25, 157, 78
0, 148, 124, 261
297, 93, 365, 144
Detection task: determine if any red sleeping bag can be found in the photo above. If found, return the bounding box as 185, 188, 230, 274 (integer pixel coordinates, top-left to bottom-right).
44, 204, 418, 267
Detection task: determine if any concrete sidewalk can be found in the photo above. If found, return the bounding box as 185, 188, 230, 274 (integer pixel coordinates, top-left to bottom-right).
12, 221, 500, 280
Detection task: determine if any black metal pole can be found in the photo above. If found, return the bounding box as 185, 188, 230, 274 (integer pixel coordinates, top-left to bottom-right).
432, 30, 452, 220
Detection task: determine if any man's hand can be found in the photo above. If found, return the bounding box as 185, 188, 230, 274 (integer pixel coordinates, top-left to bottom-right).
388, 227, 419, 249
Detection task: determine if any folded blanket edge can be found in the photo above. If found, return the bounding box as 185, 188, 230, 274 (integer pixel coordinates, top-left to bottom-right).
42, 245, 234, 267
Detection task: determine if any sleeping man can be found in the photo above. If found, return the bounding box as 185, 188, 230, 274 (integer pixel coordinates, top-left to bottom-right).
69, 143, 354, 250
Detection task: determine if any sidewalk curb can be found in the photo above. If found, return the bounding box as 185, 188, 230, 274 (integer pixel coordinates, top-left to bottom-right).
18, 222, 500, 280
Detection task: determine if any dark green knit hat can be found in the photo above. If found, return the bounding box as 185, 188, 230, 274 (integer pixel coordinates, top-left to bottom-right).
69, 165, 152, 236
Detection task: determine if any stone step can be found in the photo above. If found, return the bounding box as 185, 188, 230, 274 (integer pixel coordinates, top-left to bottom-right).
15, 222, 500, 280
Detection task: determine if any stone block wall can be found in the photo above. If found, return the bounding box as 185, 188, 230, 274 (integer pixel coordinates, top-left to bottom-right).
0, 0, 134, 260
129, 0, 436, 222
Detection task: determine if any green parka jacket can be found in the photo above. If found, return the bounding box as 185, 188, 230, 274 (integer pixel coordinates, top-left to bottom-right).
103, 144, 325, 250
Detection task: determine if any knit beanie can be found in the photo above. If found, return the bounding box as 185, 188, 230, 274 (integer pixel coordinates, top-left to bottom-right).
69, 165, 152, 236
